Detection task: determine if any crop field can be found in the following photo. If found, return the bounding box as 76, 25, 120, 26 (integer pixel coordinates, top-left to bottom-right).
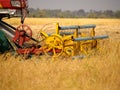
0, 18, 120, 90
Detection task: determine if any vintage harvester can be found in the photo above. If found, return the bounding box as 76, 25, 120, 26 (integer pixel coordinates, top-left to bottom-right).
37, 23, 108, 58
0, 0, 109, 58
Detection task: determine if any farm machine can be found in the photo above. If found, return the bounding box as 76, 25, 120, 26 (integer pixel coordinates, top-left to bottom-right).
0, 0, 108, 59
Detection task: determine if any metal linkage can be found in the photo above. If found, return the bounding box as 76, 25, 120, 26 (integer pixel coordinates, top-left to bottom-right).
59, 24, 96, 30
73, 35, 109, 41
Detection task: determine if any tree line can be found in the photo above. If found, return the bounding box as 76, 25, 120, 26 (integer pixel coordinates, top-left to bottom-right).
28, 8, 120, 18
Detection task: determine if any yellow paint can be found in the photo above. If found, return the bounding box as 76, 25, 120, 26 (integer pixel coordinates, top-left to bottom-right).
0, 3, 3, 8
91, 28, 95, 36
56, 23, 59, 34
45, 34, 63, 57
36, 22, 106, 57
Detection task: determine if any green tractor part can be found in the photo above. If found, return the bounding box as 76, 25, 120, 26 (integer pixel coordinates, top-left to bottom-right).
0, 30, 10, 53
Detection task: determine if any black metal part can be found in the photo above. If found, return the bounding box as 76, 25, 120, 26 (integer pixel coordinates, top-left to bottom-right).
0, 20, 16, 30
0, 13, 10, 20
0, 21, 15, 38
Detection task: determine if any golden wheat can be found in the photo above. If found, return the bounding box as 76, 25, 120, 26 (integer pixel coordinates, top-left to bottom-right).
0, 18, 120, 90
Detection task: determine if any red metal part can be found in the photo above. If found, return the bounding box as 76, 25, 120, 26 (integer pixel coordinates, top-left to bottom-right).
17, 46, 44, 55
0, 0, 27, 9
17, 46, 62, 56
13, 24, 32, 47
0, 0, 28, 24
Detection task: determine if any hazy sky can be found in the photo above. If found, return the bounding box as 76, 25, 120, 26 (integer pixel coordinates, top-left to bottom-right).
28, 0, 120, 11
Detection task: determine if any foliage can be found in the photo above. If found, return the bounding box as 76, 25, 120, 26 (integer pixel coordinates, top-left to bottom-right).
28, 8, 120, 18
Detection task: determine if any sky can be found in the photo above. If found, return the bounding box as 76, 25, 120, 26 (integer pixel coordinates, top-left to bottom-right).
28, 0, 120, 11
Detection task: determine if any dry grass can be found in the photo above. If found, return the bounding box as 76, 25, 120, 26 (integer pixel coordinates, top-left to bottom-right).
0, 18, 120, 90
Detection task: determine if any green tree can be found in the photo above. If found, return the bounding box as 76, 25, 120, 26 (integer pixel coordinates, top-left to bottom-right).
115, 10, 120, 18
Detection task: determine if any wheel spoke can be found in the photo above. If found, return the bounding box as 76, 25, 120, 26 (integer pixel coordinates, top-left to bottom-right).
53, 48, 56, 56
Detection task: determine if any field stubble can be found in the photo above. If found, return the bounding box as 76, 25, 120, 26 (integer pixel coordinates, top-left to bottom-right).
0, 18, 120, 90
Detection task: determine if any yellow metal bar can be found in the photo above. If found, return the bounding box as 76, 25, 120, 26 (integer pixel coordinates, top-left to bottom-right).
91, 28, 95, 36
62, 35, 73, 41
73, 28, 80, 56
56, 23, 59, 34
76, 28, 80, 54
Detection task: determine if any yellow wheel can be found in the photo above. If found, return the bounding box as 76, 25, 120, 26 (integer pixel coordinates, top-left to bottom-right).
44, 34, 64, 57
64, 47, 73, 56
36, 23, 57, 42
